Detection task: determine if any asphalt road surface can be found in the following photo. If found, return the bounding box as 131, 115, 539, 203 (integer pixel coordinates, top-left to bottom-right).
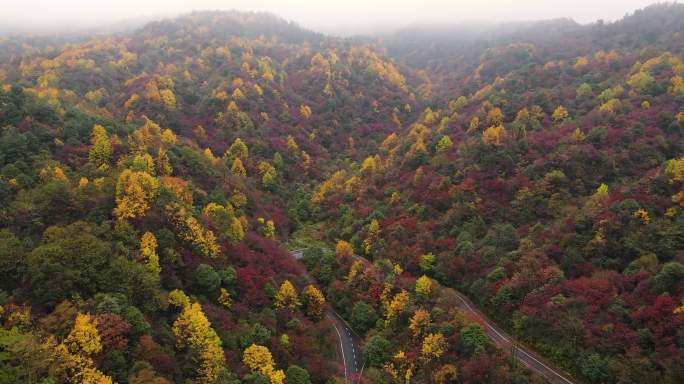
290, 248, 575, 384
327, 308, 363, 382
290, 249, 363, 382
449, 289, 577, 384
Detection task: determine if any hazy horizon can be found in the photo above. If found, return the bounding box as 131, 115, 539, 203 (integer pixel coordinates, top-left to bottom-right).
0, 0, 672, 36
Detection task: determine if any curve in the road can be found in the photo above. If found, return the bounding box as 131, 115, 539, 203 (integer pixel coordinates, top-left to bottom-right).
328, 309, 363, 382
290, 249, 363, 382
290, 248, 575, 384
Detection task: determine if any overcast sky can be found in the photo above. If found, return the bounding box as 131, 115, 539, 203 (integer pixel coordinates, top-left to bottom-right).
0, 0, 668, 34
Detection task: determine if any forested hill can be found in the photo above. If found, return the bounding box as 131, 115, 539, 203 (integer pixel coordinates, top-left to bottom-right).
385, 3, 684, 101
309, 3, 684, 384
0, 3, 684, 384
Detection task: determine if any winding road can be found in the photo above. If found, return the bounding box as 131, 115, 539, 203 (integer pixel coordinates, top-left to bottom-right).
327, 308, 363, 382
290, 250, 363, 382
448, 289, 577, 384
290, 249, 576, 384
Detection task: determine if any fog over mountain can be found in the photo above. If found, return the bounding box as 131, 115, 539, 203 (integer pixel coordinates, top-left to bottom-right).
0, 0, 667, 36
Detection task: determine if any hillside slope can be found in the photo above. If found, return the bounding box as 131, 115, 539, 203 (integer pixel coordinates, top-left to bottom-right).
1, 4, 684, 384
308, 3, 684, 384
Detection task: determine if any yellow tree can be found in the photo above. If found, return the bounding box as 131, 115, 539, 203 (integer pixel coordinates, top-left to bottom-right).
432, 364, 458, 384
219, 288, 232, 309
243, 344, 274, 371
415, 276, 434, 297
628, 71, 655, 93
420, 333, 447, 362
574, 56, 589, 70
253, 84, 264, 97
80, 367, 114, 384
435, 135, 453, 155
301, 151, 311, 170
381, 133, 399, 152
301, 285, 325, 320
567, 128, 586, 143
482, 125, 506, 146
53, 166, 68, 182
51, 337, 113, 384
409, 136, 428, 158
257, 161, 277, 187
226, 137, 249, 161
383, 350, 413, 383
335, 240, 353, 258
275, 280, 300, 311
168, 289, 191, 308
665, 156, 684, 182
552, 106, 569, 122
363, 219, 380, 255
286, 135, 299, 152
228, 216, 245, 242
595, 183, 609, 199
633, 209, 650, 224
232, 88, 245, 100
161, 128, 177, 145
144, 80, 161, 102
323, 83, 333, 97
124, 94, 139, 110
256, 217, 276, 239
203, 202, 244, 242
311, 170, 347, 204
172, 301, 224, 383
204, 148, 218, 165
181, 216, 220, 258
361, 155, 378, 175
299, 104, 312, 119
160, 89, 177, 109
231, 157, 247, 177
513, 107, 532, 139
346, 260, 365, 283
486, 107, 504, 126
599, 98, 621, 113
140, 232, 161, 275
385, 290, 410, 325
88, 125, 112, 170
242, 344, 285, 384
114, 169, 159, 220
671, 75, 684, 94
409, 309, 431, 338
232, 189, 248, 208
129, 116, 163, 152
156, 148, 173, 176
423, 107, 437, 125
345, 176, 360, 195
468, 116, 479, 133
131, 153, 155, 174
65, 313, 102, 356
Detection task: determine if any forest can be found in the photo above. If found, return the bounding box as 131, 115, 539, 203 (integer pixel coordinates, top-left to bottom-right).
0, 3, 684, 384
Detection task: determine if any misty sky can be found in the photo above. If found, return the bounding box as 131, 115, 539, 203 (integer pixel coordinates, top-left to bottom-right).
0, 0, 668, 33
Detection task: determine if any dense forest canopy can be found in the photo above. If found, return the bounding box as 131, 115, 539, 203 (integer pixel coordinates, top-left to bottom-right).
1, 3, 684, 384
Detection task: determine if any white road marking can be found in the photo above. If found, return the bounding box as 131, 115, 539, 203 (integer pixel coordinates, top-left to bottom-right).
332, 322, 348, 382
289, 251, 362, 382
516, 348, 574, 384
453, 291, 574, 383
